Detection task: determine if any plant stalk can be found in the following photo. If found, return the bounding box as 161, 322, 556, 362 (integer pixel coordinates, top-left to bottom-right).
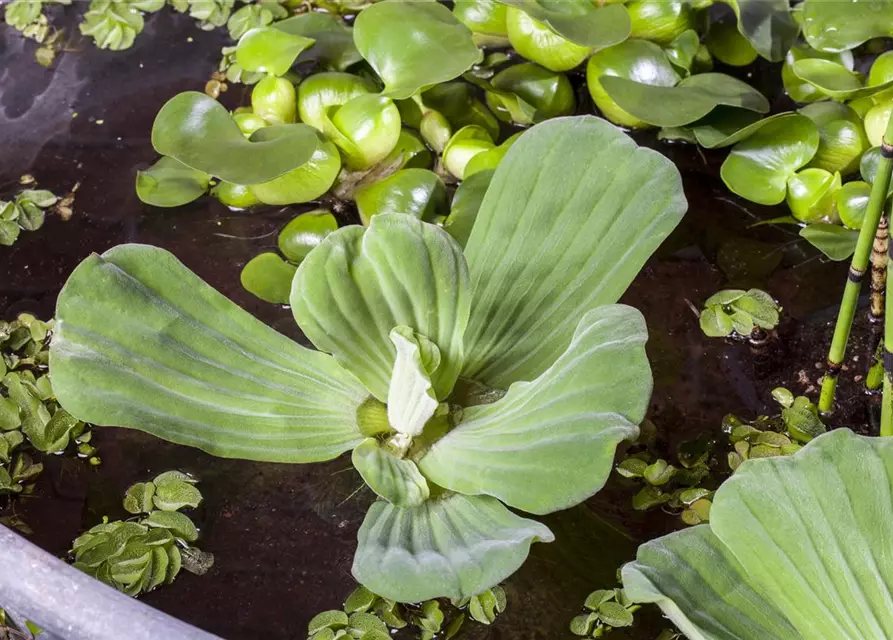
819, 114, 893, 414
871, 215, 889, 322
883, 236, 893, 435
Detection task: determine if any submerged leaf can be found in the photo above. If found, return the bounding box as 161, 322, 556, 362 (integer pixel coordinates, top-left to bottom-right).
353, 493, 553, 602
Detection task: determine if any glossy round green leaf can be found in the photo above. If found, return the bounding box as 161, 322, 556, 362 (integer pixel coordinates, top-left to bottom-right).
464, 132, 520, 177
786, 168, 841, 223
135, 157, 210, 208
802, 0, 893, 53
625, 430, 893, 639
272, 12, 361, 71
251, 75, 297, 125
497, 0, 631, 48
240, 253, 297, 304
504, 6, 591, 72
461, 116, 686, 388
50, 245, 368, 463
351, 439, 429, 507
664, 29, 700, 73
420, 306, 648, 515
323, 94, 402, 170
235, 27, 314, 76
297, 72, 375, 133
705, 21, 758, 67
420, 82, 501, 141
836, 180, 871, 229
211, 181, 260, 209
453, 0, 508, 37
720, 0, 798, 61
720, 114, 820, 206
250, 134, 341, 205
441, 169, 494, 249
151, 92, 319, 185
352, 493, 554, 602
691, 110, 789, 149
627, 0, 695, 46
587, 39, 680, 129
799, 102, 868, 175
291, 214, 470, 401
799, 223, 859, 261
442, 125, 495, 180
277, 209, 338, 264
355, 169, 448, 226
782, 45, 854, 104
353, 1, 483, 100
792, 58, 893, 102
600, 72, 770, 128
486, 62, 575, 125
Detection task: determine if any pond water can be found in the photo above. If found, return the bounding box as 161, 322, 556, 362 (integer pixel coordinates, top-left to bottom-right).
0, 13, 877, 640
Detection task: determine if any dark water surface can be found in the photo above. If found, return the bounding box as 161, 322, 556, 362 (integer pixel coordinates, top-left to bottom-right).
0, 13, 877, 640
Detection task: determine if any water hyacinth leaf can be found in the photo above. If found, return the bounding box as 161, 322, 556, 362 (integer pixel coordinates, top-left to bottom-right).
800, 223, 859, 261
786, 168, 841, 223
664, 29, 700, 73
800, 102, 869, 175
353, 492, 554, 602
587, 39, 681, 129
240, 253, 297, 304
323, 94, 401, 170
599, 73, 769, 128
250, 134, 341, 206
801, 0, 893, 53
705, 22, 757, 67
355, 169, 448, 226
836, 181, 871, 229
441, 169, 493, 249
273, 13, 361, 71
421, 306, 648, 514
291, 214, 470, 401
351, 439, 429, 507
486, 63, 575, 125
860, 147, 893, 197
387, 326, 440, 439
453, 0, 508, 38
235, 27, 314, 76
353, 1, 483, 100
464, 133, 520, 177
50, 244, 368, 463
626, 0, 695, 46
720, 0, 798, 61
792, 59, 893, 101
783, 45, 854, 104
623, 526, 798, 640
135, 157, 211, 208
631, 430, 893, 638
496, 0, 630, 48
151, 92, 319, 185
461, 116, 686, 388
277, 209, 338, 264
720, 114, 819, 205
691, 110, 788, 149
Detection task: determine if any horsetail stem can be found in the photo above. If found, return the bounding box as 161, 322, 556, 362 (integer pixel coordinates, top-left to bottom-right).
819, 114, 893, 415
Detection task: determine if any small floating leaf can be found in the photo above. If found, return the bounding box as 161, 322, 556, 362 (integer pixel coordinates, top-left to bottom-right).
800, 223, 859, 261
240, 253, 297, 304
136, 157, 210, 208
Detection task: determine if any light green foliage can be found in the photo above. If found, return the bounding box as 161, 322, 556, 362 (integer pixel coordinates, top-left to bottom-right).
226, 1, 286, 40
307, 583, 505, 640
0, 189, 59, 247
169, 0, 233, 31
0, 314, 97, 500
55, 118, 686, 601
624, 429, 893, 639
615, 426, 714, 526
722, 387, 827, 472
699, 289, 781, 338
70, 470, 211, 597
570, 586, 639, 637
79, 0, 162, 51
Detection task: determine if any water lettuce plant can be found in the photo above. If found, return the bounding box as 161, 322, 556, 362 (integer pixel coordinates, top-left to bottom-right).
50, 116, 686, 602
623, 429, 893, 640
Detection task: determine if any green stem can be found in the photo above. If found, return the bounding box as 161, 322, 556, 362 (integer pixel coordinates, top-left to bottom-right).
819, 114, 893, 414
883, 237, 893, 435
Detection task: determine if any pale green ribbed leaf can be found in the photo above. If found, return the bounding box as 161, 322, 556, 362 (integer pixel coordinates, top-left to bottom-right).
622, 526, 797, 640
624, 429, 893, 639
420, 305, 647, 515
291, 214, 470, 401
351, 438, 429, 507
461, 116, 686, 389
387, 326, 440, 438
352, 493, 554, 602
50, 244, 367, 463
